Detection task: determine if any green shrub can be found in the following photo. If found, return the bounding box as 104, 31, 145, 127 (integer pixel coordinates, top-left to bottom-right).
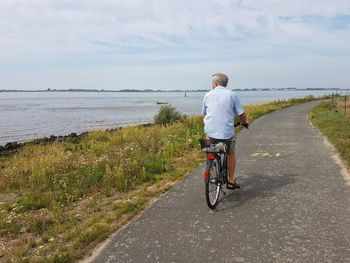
0, 218, 22, 237
18, 192, 54, 211
29, 216, 55, 234
154, 105, 184, 125
144, 154, 168, 175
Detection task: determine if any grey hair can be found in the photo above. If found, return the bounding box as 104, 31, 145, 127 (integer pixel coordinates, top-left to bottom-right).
212, 73, 229, 87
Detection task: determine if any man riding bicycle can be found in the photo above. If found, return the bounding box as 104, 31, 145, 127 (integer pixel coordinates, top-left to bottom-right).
201, 73, 248, 189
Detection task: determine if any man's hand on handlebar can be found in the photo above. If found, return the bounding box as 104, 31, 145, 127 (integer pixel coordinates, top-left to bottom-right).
239, 113, 249, 129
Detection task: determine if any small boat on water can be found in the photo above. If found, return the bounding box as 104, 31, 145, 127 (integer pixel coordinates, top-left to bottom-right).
156, 101, 168, 105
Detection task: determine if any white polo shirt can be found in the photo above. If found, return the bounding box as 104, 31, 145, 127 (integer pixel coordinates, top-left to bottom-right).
201, 86, 244, 139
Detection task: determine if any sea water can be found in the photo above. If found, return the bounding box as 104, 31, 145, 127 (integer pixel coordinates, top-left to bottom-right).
0, 90, 341, 145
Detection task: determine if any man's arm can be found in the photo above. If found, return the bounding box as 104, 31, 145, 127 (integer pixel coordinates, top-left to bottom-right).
232, 94, 248, 128
201, 96, 207, 116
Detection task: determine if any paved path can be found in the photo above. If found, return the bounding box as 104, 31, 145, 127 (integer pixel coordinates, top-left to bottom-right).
90, 102, 350, 263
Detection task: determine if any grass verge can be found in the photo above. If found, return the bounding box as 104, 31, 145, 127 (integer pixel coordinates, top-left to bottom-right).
0, 96, 322, 262
309, 101, 350, 167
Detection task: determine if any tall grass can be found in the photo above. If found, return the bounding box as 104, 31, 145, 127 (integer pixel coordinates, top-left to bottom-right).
309, 101, 350, 167
0, 97, 321, 262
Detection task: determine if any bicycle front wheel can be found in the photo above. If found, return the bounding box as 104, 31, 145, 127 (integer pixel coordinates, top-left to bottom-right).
205, 159, 221, 209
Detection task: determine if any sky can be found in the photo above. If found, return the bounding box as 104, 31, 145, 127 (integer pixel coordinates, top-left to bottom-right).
0, 0, 349, 90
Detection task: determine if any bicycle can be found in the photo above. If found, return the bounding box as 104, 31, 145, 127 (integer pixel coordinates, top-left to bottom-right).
199, 122, 247, 209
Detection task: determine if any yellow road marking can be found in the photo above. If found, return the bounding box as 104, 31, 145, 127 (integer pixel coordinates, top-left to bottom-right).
250, 152, 281, 157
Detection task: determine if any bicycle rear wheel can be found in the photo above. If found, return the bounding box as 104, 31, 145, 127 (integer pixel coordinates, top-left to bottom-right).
205, 159, 221, 209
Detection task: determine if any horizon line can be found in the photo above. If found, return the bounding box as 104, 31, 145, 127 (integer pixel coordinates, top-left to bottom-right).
0, 87, 347, 93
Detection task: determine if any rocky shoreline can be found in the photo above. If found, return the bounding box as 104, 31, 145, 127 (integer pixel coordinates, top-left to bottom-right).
0, 133, 80, 156
0, 129, 113, 156
0, 123, 155, 156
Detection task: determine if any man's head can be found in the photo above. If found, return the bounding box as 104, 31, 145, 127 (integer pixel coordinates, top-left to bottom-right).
211, 73, 229, 89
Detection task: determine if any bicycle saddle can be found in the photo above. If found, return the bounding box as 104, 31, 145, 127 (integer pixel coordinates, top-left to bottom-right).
201, 142, 227, 153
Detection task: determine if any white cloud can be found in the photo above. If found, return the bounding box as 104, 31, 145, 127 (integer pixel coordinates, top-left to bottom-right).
0, 0, 349, 89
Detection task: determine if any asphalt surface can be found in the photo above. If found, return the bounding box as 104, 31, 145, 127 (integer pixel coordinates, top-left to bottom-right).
90, 102, 350, 263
